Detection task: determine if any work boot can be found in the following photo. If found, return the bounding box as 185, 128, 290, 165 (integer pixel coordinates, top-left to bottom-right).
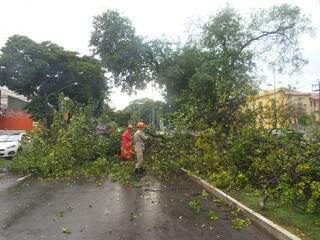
134, 168, 144, 177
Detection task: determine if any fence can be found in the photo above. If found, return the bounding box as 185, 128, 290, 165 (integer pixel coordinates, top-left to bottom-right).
0, 111, 33, 131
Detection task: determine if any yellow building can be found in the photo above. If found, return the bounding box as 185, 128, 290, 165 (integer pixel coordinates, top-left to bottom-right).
310, 93, 320, 113
251, 88, 319, 128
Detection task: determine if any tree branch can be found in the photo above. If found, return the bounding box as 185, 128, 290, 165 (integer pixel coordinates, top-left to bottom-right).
231, 24, 296, 66
241, 24, 295, 52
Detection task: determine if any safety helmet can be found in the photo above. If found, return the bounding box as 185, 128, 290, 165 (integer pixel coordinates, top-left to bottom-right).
137, 122, 145, 128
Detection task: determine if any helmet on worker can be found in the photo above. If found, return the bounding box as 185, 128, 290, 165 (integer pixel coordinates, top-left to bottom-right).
137, 122, 145, 129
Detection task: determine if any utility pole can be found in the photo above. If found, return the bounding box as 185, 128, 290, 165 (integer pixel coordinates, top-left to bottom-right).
138, 104, 141, 121
152, 108, 155, 128
312, 79, 320, 112
273, 68, 277, 128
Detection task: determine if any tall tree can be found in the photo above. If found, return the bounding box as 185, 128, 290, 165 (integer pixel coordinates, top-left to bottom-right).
90, 5, 311, 131
90, 10, 150, 91
90, 10, 173, 92
157, 4, 312, 130
0, 35, 106, 123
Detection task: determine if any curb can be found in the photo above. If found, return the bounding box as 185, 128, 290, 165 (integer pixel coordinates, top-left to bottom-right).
181, 168, 301, 240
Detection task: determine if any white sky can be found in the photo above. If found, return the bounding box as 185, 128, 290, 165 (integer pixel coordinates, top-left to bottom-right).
0, 0, 319, 109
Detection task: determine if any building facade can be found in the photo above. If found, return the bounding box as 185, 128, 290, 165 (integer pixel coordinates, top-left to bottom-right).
252, 88, 319, 128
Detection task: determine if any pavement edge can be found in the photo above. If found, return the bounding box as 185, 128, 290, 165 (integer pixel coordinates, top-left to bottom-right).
181, 168, 301, 240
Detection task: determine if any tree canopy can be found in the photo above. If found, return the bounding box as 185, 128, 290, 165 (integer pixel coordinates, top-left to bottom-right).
156, 4, 312, 130
90, 10, 173, 92
0, 35, 107, 120
90, 10, 150, 91
0, 4, 312, 130
90, 5, 312, 131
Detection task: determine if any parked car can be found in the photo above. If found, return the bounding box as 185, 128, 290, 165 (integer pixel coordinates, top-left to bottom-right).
0, 133, 25, 158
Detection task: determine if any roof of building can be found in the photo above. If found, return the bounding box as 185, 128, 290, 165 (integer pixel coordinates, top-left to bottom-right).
0, 87, 29, 102
257, 88, 311, 99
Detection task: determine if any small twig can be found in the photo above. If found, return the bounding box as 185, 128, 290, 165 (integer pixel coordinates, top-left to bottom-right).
17, 174, 31, 182
184, 193, 202, 197
143, 188, 162, 192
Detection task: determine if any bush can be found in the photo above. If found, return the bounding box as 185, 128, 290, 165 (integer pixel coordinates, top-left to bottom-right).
11, 107, 121, 179
223, 126, 320, 212
145, 133, 194, 179
147, 125, 320, 213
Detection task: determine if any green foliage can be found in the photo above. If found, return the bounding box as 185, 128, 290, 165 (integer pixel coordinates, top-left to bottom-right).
188, 200, 201, 214
90, 10, 150, 91
145, 133, 194, 179
90, 10, 175, 92
233, 189, 320, 240
58, 211, 64, 218
146, 121, 320, 213
156, 47, 203, 106
156, 5, 311, 132
197, 125, 320, 213
0, 35, 106, 121
11, 106, 120, 179
9, 102, 142, 184
207, 209, 219, 221
232, 217, 251, 230
110, 110, 132, 128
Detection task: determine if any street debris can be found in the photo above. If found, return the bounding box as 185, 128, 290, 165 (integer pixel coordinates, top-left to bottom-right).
57, 211, 64, 218
130, 212, 138, 221
62, 227, 72, 234
188, 200, 201, 214
17, 174, 31, 182
207, 210, 219, 221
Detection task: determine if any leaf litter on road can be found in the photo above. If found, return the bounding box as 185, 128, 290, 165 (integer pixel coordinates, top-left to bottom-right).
62, 227, 72, 234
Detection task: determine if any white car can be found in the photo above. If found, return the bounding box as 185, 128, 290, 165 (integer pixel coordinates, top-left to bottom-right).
0, 133, 25, 158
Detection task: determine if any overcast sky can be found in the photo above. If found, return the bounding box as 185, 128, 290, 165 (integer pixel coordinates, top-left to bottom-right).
0, 0, 319, 109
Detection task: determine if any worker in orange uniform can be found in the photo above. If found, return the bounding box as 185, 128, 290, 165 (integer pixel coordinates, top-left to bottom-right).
120, 124, 133, 161
133, 122, 148, 175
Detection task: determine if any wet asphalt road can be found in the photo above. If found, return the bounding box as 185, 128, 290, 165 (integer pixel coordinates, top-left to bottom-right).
0, 174, 275, 240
